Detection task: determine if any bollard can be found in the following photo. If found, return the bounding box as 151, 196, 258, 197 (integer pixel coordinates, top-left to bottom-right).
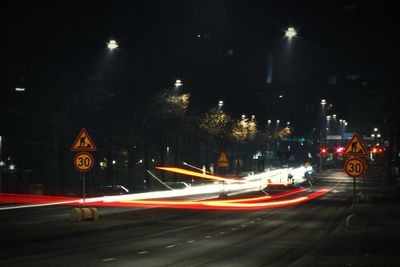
70, 207, 99, 222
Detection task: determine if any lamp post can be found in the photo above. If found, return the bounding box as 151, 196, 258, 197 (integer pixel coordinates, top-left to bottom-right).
174, 79, 183, 87
319, 99, 327, 170
285, 27, 297, 39
107, 39, 119, 51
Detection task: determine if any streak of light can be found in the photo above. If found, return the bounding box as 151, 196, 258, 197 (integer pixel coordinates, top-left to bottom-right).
155, 167, 238, 182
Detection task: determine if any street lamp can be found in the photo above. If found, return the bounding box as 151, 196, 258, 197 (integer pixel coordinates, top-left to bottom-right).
218, 100, 224, 108
174, 79, 183, 87
321, 99, 326, 106
285, 27, 297, 39
107, 39, 119, 51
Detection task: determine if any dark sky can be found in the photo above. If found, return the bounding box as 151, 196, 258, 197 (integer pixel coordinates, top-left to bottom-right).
1, 0, 397, 122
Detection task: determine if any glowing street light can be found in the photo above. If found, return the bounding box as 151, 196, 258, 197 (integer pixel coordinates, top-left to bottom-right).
285, 27, 297, 39
241, 114, 246, 120
174, 79, 183, 87
374, 127, 378, 132
251, 115, 255, 121
218, 100, 224, 108
107, 39, 119, 51
321, 99, 326, 105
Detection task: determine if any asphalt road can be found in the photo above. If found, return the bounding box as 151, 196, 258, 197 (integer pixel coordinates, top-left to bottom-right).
0, 170, 355, 267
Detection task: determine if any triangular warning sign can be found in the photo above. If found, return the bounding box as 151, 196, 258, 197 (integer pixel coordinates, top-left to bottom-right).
218, 152, 229, 168
71, 128, 97, 151
218, 152, 229, 163
343, 134, 367, 157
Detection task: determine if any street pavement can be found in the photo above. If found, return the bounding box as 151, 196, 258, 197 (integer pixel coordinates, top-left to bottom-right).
0, 169, 399, 266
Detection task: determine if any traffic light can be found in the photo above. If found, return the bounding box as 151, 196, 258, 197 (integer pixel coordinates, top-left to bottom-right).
320, 147, 328, 155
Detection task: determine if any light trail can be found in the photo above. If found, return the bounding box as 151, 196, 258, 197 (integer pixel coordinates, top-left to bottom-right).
155, 167, 238, 183
0, 166, 319, 211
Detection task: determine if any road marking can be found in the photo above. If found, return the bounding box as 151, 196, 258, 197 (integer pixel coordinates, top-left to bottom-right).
205, 235, 212, 239
250, 221, 255, 224
232, 228, 236, 231
241, 224, 246, 227
102, 258, 116, 262
166, 244, 176, 248
138, 251, 148, 255
220, 231, 225, 234
187, 240, 195, 243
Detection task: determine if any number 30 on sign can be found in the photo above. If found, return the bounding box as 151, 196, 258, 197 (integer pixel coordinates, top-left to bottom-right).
345, 157, 365, 177
74, 152, 94, 172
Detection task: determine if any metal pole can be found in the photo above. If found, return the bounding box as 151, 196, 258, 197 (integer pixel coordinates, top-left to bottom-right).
353, 177, 356, 215
82, 172, 86, 204
0, 136, 2, 193
362, 172, 365, 191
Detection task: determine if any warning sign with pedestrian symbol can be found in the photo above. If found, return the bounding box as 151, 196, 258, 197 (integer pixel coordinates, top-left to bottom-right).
71, 128, 97, 151
343, 133, 367, 157
217, 152, 229, 168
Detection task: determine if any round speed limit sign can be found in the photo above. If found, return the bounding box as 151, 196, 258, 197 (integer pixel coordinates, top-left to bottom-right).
73, 152, 94, 172
345, 157, 365, 177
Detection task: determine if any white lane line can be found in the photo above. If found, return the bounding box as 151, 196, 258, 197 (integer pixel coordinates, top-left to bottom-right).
241, 224, 246, 227
138, 251, 149, 255
187, 240, 195, 243
250, 221, 255, 224
166, 244, 176, 248
205, 235, 212, 239
102, 258, 116, 262
220, 231, 225, 235
232, 228, 237, 231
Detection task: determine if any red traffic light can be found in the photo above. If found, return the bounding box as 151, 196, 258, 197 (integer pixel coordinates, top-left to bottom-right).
320, 147, 328, 154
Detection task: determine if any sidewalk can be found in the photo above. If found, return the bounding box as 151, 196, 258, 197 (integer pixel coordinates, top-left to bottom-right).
311, 193, 400, 266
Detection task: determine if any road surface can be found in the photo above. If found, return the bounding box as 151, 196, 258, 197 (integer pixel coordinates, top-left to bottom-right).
0, 170, 355, 267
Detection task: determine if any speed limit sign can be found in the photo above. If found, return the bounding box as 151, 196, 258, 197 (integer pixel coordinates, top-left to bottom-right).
73, 152, 94, 172
345, 157, 365, 177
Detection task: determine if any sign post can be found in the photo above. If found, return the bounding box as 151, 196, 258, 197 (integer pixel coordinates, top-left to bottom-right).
343, 133, 367, 215
71, 129, 96, 204
73, 152, 94, 203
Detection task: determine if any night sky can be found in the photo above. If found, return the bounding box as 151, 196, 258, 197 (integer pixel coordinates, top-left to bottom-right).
1, 0, 397, 126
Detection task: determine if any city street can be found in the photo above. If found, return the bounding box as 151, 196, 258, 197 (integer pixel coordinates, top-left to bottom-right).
1, 170, 358, 267
1, 2, 399, 266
